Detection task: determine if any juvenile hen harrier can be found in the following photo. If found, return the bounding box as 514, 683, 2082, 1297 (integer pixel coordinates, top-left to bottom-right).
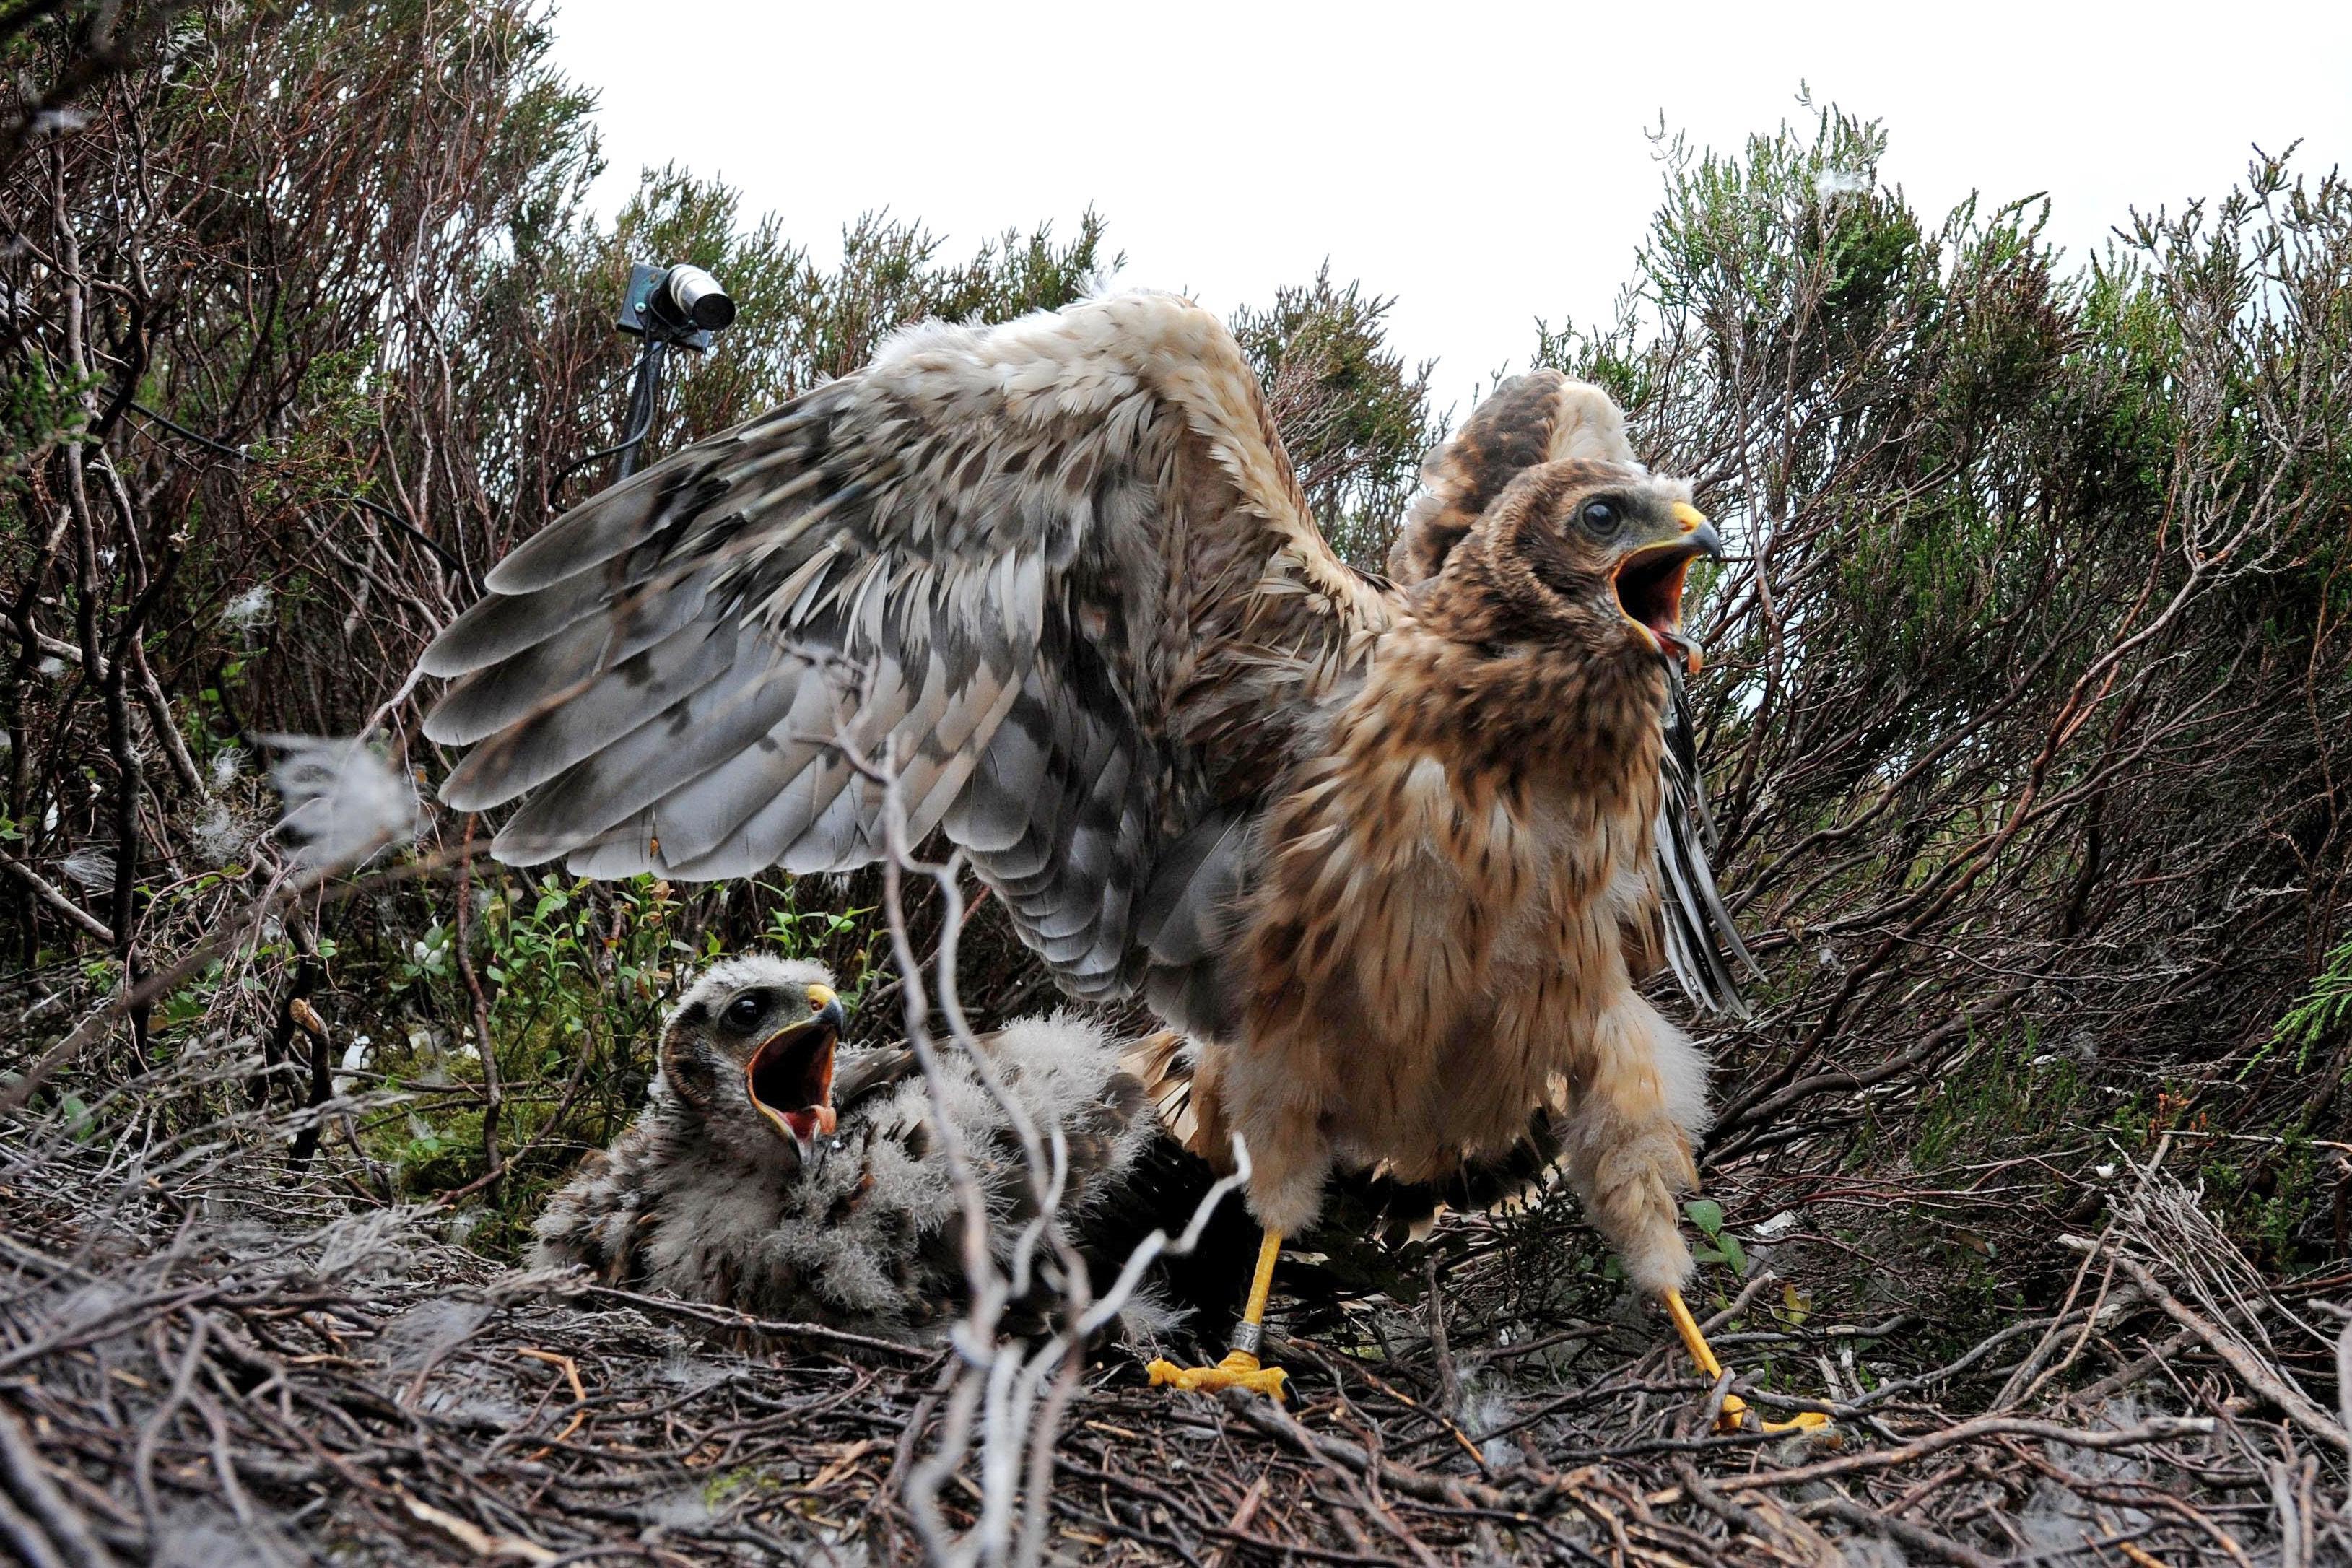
422, 293, 1794, 1426
536, 954, 1170, 1337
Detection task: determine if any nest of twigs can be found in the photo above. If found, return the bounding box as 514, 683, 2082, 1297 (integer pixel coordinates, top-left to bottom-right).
6, 1014, 2348, 1568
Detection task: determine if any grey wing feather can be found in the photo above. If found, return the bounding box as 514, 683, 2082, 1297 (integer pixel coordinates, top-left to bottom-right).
1133, 812, 1253, 1037
419, 295, 1385, 1006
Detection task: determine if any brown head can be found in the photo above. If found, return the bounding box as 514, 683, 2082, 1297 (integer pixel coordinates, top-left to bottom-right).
658, 954, 849, 1172
1419, 458, 1722, 676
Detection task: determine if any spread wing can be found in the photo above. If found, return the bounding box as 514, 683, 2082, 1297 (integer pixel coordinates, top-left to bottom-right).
1390, 369, 1759, 1014
420, 293, 1388, 1003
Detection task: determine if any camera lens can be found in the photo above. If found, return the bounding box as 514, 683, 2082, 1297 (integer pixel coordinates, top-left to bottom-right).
662, 265, 736, 332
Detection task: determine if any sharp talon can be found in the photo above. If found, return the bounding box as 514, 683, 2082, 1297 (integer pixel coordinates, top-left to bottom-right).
1145, 1349, 1288, 1398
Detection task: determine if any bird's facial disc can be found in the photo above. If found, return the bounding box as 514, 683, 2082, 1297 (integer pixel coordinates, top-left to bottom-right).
739, 983, 847, 1154
1606, 500, 1721, 674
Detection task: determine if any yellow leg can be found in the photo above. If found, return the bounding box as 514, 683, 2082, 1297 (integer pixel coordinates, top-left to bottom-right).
1146, 1228, 1289, 1398
1663, 1287, 1829, 1434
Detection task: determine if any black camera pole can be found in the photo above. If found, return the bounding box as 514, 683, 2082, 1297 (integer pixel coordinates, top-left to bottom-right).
544, 262, 736, 502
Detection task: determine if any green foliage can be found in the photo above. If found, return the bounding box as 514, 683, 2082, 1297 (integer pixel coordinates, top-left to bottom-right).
1681, 1198, 1748, 1277
1909, 1026, 2084, 1170
1541, 101, 2352, 1313
2262, 931, 2352, 1076
1231, 265, 1443, 568
2197, 1138, 2321, 1267
0, 365, 97, 497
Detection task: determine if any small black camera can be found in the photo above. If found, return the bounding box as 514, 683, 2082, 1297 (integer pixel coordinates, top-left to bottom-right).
617, 263, 736, 352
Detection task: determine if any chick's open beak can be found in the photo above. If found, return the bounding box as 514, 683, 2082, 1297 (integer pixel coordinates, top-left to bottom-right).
744, 984, 848, 1154
1613, 503, 1722, 674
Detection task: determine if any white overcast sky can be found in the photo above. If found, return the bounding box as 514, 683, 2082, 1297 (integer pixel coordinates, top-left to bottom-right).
549, 0, 2351, 409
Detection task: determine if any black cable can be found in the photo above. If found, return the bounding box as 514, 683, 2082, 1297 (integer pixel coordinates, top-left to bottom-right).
544, 334, 666, 503
123, 401, 470, 578
614, 338, 668, 482
122, 398, 251, 460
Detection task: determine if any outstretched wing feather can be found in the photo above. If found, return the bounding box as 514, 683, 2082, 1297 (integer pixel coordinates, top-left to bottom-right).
419, 295, 1381, 1003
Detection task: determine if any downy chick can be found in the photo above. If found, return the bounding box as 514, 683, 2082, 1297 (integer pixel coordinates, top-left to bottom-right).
535, 954, 1172, 1338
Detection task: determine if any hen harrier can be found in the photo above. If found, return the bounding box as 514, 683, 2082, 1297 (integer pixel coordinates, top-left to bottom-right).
536, 954, 1171, 1338
422, 293, 1800, 1427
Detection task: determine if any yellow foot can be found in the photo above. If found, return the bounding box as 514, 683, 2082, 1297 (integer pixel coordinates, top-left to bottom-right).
1713, 1392, 1831, 1435
1145, 1349, 1288, 1398
1664, 1285, 1831, 1436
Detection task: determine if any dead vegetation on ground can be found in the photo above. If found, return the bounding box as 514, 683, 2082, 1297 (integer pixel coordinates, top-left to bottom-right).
7, 4, 2352, 1563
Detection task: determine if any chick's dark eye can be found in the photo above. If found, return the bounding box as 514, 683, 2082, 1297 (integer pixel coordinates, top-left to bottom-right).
724, 994, 767, 1030
1579, 498, 1619, 536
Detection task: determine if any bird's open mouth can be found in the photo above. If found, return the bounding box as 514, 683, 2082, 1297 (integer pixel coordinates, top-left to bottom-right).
745, 1013, 840, 1149
1613, 544, 1704, 673
1613, 508, 1720, 675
